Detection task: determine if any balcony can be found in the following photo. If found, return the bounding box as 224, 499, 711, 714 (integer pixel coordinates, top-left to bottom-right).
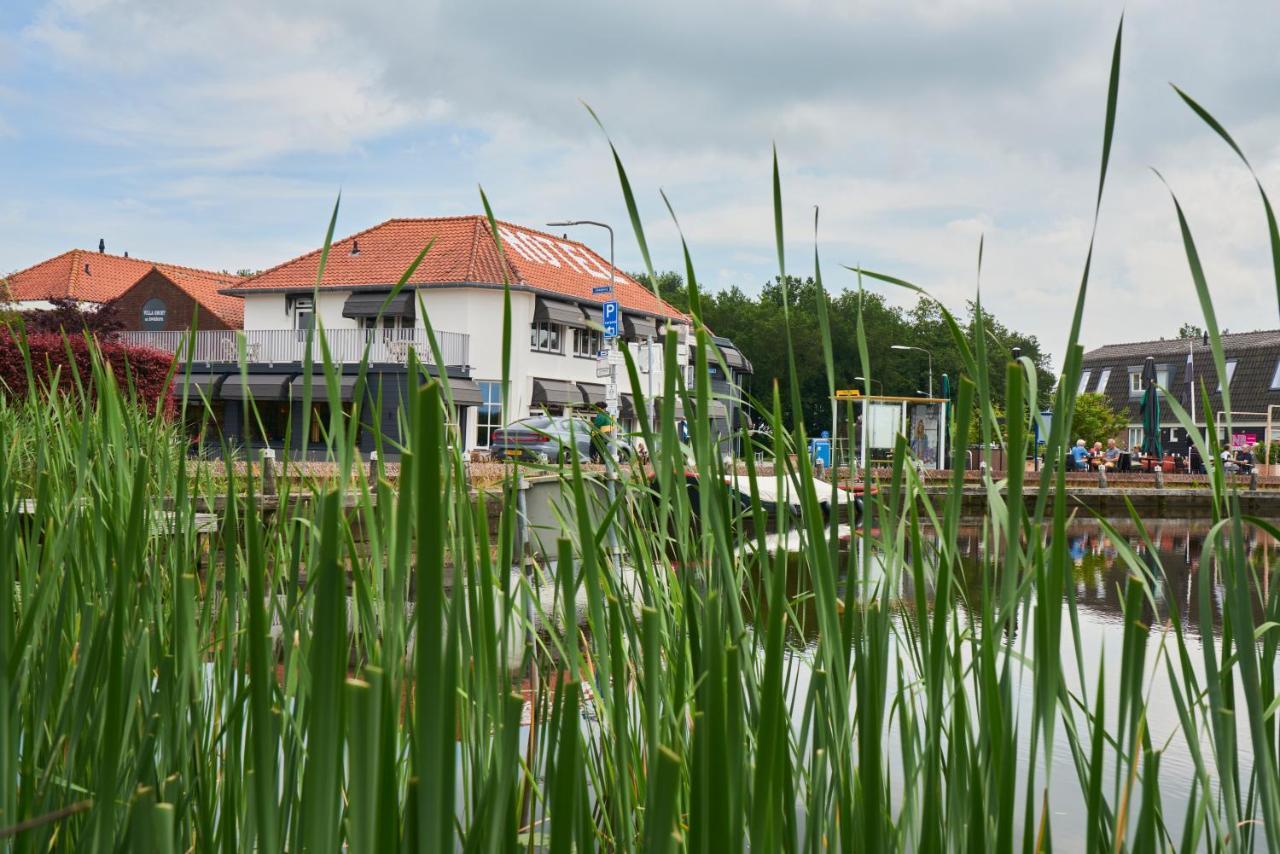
118, 328, 470, 368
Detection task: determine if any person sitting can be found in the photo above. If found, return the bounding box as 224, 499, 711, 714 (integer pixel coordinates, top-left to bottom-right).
1070, 439, 1090, 471
1235, 444, 1256, 474
1103, 438, 1121, 469
1090, 441, 1105, 468
1221, 447, 1239, 473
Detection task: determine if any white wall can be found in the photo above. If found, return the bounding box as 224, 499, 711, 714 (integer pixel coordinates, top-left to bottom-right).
241, 285, 690, 450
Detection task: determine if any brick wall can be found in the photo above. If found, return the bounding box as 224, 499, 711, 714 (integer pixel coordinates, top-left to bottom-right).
114, 270, 231, 331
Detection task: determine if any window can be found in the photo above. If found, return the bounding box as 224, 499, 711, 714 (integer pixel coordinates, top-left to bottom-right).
1157, 366, 1171, 389
573, 327, 603, 358
1219, 360, 1237, 391
1128, 426, 1142, 449
476, 381, 504, 446
1077, 371, 1092, 395
1272, 359, 1280, 390
530, 321, 563, 353
289, 296, 314, 337
1129, 371, 1143, 395
1096, 368, 1111, 393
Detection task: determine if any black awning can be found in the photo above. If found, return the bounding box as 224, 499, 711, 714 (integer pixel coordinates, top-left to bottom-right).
534, 297, 586, 328
577, 382, 607, 406
444, 377, 484, 406
713, 345, 745, 369
290, 374, 362, 403
171, 373, 225, 398
221, 374, 292, 401
620, 394, 636, 419
581, 303, 603, 325
623, 314, 658, 339
342, 291, 415, 319
531, 378, 579, 407
737, 354, 753, 374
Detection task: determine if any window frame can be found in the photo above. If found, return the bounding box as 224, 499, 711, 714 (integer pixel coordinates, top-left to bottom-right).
1095, 368, 1111, 393
530, 321, 564, 354
572, 327, 603, 358
476, 381, 505, 447
1077, 370, 1092, 395
1219, 360, 1237, 391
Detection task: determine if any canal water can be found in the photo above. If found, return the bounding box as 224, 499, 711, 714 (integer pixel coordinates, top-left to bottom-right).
772, 517, 1278, 847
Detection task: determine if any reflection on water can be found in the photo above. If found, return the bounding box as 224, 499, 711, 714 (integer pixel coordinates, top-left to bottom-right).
771, 518, 1278, 849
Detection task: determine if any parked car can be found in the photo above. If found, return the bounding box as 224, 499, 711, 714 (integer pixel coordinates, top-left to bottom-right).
489, 415, 635, 464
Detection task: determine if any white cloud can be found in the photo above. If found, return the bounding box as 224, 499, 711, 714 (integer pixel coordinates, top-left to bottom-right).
8, 0, 1280, 368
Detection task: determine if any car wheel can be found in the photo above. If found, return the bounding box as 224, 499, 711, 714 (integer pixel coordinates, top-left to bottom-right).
559, 447, 574, 465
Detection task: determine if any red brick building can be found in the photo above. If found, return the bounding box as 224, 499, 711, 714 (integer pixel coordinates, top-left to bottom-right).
2, 248, 243, 330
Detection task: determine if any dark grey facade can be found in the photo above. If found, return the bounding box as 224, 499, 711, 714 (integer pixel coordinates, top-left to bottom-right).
1080, 329, 1280, 449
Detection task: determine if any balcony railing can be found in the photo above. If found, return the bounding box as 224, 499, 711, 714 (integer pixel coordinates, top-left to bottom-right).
119, 328, 470, 367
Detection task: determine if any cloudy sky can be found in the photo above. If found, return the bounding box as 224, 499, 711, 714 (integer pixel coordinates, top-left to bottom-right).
3, 0, 1279, 367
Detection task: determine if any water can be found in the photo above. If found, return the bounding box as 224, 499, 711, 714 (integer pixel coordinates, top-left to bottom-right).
771, 517, 1279, 847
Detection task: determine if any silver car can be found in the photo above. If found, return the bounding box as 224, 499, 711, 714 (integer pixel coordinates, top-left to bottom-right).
489, 415, 593, 463
490, 415, 633, 464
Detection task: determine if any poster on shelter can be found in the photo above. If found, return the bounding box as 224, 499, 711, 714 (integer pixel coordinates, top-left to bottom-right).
909, 403, 941, 467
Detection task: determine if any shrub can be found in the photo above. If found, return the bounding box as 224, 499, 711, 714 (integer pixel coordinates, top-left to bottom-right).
0, 328, 175, 417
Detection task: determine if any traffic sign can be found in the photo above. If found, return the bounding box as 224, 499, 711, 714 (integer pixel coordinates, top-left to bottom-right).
592, 285, 613, 295
834, 389, 862, 400
603, 299, 620, 339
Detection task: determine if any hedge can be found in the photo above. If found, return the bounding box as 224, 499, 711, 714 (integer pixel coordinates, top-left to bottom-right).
0, 330, 176, 417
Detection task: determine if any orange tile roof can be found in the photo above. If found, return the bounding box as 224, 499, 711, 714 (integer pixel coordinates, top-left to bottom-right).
2, 249, 244, 327
228, 216, 685, 319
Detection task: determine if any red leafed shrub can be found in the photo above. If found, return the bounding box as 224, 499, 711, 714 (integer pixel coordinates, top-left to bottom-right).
0, 330, 176, 417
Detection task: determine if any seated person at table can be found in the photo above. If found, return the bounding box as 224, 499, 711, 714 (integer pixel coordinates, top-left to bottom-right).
1221, 447, 1239, 473
1070, 439, 1090, 471
1103, 438, 1121, 468
1090, 441, 1105, 466
1236, 444, 1256, 474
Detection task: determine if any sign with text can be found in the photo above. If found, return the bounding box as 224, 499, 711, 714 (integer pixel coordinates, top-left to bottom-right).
834, 389, 862, 400
141, 298, 168, 331
603, 300, 620, 339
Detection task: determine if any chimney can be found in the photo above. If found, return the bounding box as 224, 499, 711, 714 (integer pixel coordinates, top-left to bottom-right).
84, 263, 90, 275
124, 251, 129, 258
350, 239, 360, 256
98, 239, 105, 254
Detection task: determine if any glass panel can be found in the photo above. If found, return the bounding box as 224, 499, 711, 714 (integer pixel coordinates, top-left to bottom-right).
1219, 360, 1237, 391
1077, 371, 1091, 395
1096, 369, 1111, 392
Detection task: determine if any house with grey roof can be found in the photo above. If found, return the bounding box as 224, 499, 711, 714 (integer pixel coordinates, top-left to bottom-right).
1080, 329, 1280, 452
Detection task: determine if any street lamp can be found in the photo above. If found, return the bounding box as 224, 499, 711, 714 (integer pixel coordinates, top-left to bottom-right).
546, 220, 634, 422
853, 376, 882, 394
891, 344, 933, 398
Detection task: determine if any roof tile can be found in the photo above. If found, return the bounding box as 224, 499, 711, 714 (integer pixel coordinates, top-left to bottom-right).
228, 216, 685, 319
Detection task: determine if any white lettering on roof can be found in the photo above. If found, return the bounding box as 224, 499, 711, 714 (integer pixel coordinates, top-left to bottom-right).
497, 226, 615, 281
557, 242, 610, 280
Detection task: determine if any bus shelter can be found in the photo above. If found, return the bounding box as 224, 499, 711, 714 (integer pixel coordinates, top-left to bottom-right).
832, 393, 950, 471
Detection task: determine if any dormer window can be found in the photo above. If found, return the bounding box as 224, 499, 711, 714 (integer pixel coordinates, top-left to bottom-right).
1077, 371, 1092, 395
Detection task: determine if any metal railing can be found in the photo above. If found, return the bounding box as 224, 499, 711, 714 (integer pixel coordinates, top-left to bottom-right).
119, 327, 470, 367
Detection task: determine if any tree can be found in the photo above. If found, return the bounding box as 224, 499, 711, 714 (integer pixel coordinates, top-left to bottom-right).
20, 298, 125, 336
1069, 393, 1128, 445
1178, 323, 1204, 340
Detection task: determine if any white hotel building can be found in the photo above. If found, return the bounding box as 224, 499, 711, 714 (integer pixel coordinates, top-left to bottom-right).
130, 216, 752, 456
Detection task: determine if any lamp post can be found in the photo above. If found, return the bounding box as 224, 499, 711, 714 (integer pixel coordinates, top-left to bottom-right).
547, 220, 627, 422
853, 376, 883, 394
891, 344, 933, 398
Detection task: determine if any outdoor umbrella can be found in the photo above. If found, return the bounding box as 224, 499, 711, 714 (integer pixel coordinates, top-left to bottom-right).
1140, 356, 1163, 459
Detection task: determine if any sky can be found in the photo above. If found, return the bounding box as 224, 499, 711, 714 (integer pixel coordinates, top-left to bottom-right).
2, 0, 1279, 370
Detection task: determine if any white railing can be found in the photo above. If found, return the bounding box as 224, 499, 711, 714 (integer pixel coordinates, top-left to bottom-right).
119, 328, 470, 367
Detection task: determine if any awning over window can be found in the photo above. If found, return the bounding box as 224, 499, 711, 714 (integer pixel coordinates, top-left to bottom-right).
171, 372, 225, 398
342, 291, 415, 319
443, 377, 484, 406
221, 374, 292, 401
623, 314, 658, 340
620, 394, 636, 419
290, 374, 362, 403
534, 297, 586, 328
577, 382, 607, 407
714, 345, 746, 369
581, 303, 603, 326
653, 397, 729, 421
531, 378, 580, 407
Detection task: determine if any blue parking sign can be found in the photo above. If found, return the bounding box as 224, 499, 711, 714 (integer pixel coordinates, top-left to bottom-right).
603, 299, 620, 339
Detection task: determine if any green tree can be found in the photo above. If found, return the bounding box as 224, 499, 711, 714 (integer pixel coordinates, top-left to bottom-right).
1069, 393, 1128, 445
1178, 322, 1204, 340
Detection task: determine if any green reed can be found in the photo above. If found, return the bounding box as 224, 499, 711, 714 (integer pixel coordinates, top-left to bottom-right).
3, 17, 1279, 852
